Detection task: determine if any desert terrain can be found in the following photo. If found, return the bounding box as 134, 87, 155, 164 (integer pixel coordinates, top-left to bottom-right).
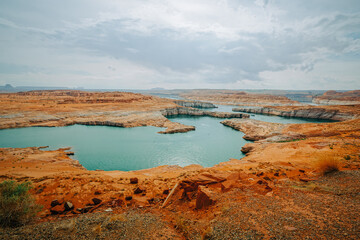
0, 90, 359, 239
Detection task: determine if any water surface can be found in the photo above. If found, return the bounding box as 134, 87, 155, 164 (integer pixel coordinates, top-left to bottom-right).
0, 116, 247, 171
0, 106, 332, 171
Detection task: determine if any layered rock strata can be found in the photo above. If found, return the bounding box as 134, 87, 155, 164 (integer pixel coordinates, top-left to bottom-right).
174, 100, 217, 108
232, 107, 356, 121
161, 107, 249, 118
313, 90, 360, 105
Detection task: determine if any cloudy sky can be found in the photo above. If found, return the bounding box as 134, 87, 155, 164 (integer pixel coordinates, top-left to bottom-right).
0, 0, 359, 90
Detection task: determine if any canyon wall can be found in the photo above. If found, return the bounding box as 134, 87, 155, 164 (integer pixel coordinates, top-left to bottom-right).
173, 100, 217, 108
161, 107, 249, 118
232, 107, 355, 121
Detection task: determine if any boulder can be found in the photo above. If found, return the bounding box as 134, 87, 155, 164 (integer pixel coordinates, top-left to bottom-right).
196, 186, 216, 209
50, 205, 64, 215
130, 178, 138, 184
125, 196, 133, 201
64, 201, 74, 211
241, 145, 254, 153
221, 179, 238, 192
92, 198, 102, 205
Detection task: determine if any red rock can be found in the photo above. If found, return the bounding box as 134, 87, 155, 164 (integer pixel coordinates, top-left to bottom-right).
196, 186, 216, 209
221, 179, 238, 192
200, 172, 226, 182
130, 178, 138, 184
50, 205, 64, 215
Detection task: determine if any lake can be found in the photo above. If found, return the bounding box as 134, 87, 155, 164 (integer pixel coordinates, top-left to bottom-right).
0, 106, 332, 171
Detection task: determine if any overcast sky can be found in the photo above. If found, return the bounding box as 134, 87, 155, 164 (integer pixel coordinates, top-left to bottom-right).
0, 0, 359, 90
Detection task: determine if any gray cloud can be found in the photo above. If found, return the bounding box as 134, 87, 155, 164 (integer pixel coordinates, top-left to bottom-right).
0, 0, 359, 89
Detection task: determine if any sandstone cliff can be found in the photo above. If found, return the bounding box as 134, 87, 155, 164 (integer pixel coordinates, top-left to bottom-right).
173, 100, 217, 108
233, 106, 357, 121
180, 89, 300, 106
312, 90, 360, 105
161, 107, 249, 118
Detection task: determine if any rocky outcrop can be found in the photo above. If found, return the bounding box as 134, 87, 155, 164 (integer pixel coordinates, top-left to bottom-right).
313, 90, 360, 105
161, 107, 249, 119
221, 119, 285, 141
232, 107, 354, 121
312, 99, 360, 105
180, 89, 300, 106
196, 186, 216, 209
174, 100, 217, 108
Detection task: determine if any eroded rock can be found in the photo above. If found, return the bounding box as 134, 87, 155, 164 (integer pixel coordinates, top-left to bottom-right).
196, 185, 216, 209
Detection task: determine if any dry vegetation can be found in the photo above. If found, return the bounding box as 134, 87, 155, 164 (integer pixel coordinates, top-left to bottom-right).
316, 154, 342, 175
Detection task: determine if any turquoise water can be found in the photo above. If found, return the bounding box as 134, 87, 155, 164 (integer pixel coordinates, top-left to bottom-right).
0, 116, 247, 171
0, 106, 333, 171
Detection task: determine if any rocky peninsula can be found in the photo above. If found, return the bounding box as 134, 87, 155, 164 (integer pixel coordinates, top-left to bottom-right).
0, 90, 248, 134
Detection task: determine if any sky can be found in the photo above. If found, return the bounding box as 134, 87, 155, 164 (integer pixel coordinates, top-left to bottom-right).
0, 0, 359, 90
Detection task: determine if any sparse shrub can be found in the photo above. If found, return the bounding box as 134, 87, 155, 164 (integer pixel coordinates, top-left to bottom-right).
316, 155, 341, 175
344, 155, 351, 160
0, 180, 41, 227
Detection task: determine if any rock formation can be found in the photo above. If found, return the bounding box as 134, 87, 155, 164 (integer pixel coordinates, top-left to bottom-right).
232, 106, 358, 121
312, 90, 360, 105
179, 89, 301, 106
0, 90, 249, 134
161, 107, 249, 118
174, 100, 217, 108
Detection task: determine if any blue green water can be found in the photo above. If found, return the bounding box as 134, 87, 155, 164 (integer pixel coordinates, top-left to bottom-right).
0, 116, 247, 171
0, 106, 333, 171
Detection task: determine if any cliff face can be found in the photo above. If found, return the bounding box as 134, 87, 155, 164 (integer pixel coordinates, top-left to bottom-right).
174, 100, 217, 108
180, 89, 300, 106
312, 99, 360, 105
161, 107, 249, 118
313, 90, 360, 105
233, 107, 355, 121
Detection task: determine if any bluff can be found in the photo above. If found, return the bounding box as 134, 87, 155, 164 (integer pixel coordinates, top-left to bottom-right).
232, 107, 356, 121
174, 100, 217, 108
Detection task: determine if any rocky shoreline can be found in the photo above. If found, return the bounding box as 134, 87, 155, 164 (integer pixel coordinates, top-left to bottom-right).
232, 106, 357, 121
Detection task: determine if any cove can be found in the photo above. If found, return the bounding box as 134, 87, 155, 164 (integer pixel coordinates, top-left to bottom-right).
0, 108, 334, 171
0, 116, 247, 171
